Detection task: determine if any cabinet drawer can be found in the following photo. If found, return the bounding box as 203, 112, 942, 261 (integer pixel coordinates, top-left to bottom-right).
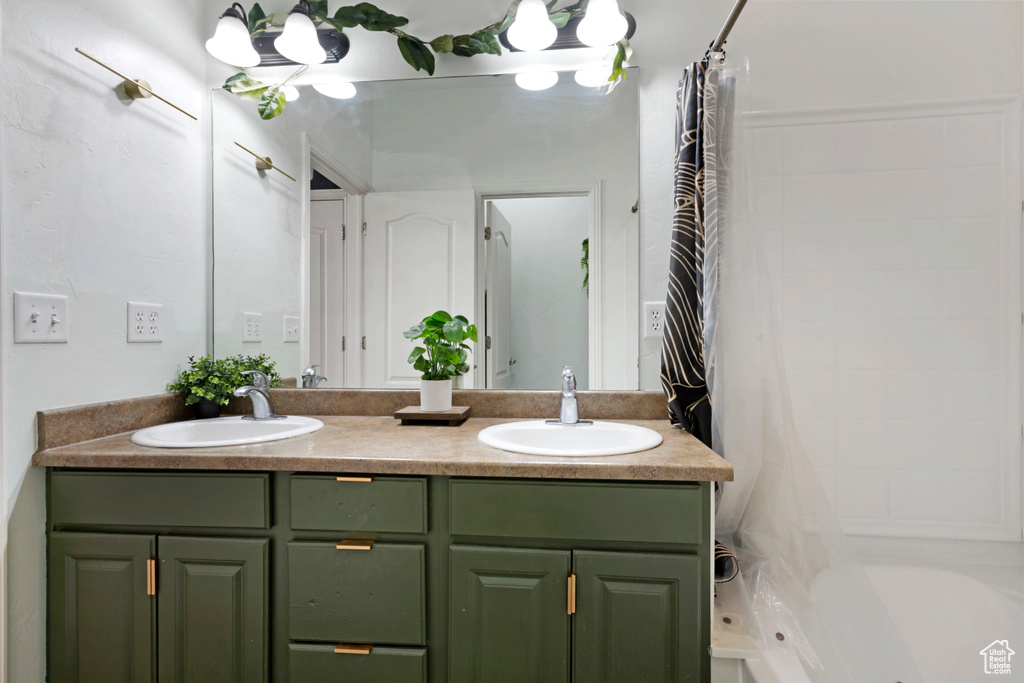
288, 542, 426, 645
50, 471, 269, 529
289, 643, 426, 683
450, 479, 704, 545
290, 476, 427, 533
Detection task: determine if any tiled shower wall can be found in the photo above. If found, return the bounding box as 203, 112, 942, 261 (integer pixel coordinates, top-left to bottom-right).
753, 99, 1022, 541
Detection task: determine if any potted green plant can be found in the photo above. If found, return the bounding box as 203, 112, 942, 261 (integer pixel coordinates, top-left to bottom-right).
404, 311, 477, 411
168, 354, 282, 419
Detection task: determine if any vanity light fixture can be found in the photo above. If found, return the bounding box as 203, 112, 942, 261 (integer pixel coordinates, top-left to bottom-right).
576, 0, 629, 47
274, 1, 327, 65
74, 48, 198, 121
312, 80, 357, 100
574, 66, 613, 87
507, 0, 558, 52
515, 71, 559, 91
206, 3, 261, 67
235, 141, 297, 182
281, 85, 301, 101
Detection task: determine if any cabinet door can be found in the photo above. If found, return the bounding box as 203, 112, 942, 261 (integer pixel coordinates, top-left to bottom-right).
157, 536, 269, 683
573, 551, 703, 683
450, 546, 571, 683
48, 532, 155, 683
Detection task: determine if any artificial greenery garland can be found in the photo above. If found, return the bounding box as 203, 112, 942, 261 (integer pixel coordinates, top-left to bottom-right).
223, 0, 633, 120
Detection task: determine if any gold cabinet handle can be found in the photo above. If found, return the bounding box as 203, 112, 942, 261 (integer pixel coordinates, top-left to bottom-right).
336, 476, 373, 482
336, 540, 374, 550
334, 643, 372, 655
146, 558, 157, 596
567, 573, 576, 615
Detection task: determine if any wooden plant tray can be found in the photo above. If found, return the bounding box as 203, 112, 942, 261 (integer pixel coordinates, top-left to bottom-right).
394, 405, 472, 426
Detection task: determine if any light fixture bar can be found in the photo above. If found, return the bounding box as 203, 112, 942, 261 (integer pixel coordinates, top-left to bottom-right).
75, 48, 198, 121
498, 12, 635, 52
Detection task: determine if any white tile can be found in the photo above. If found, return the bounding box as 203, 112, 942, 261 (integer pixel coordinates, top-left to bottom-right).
941, 420, 1000, 471
833, 172, 889, 223
782, 224, 833, 272
834, 223, 889, 271
783, 321, 835, 369
942, 166, 1001, 218
834, 121, 887, 173
795, 418, 835, 468
942, 319, 999, 370
886, 169, 944, 220
941, 217, 1000, 269
783, 175, 834, 224
887, 221, 943, 270
943, 471, 1000, 523
834, 271, 887, 320
943, 113, 1002, 168
886, 118, 944, 170
887, 420, 945, 470
754, 176, 783, 225
836, 370, 887, 419
942, 269, 1000, 319
885, 320, 943, 369
752, 127, 782, 177
782, 272, 834, 321
886, 270, 942, 320
890, 470, 943, 521
785, 368, 836, 419
942, 370, 999, 421
886, 370, 943, 419
782, 125, 834, 175
836, 468, 889, 519
835, 321, 887, 369
835, 419, 887, 468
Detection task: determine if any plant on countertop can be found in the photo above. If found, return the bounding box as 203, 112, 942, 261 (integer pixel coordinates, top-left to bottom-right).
168, 354, 283, 406
224, 0, 633, 120
404, 311, 478, 381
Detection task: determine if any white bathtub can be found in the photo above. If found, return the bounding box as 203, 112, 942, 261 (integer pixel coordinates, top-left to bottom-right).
714, 562, 1023, 683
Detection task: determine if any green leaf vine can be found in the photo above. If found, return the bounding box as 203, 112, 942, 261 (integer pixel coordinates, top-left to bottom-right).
223, 0, 632, 120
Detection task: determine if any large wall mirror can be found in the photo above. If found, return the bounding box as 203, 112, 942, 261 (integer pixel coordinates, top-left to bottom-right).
211, 69, 639, 390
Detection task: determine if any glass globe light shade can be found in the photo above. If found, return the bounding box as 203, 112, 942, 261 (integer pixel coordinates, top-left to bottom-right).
205, 14, 260, 67
274, 10, 326, 65
515, 71, 559, 91
574, 67, 613, 87
507, 0, 557, 52
313, 80, 357, 99
281, 85, 301, 101
576, 0, 628, 48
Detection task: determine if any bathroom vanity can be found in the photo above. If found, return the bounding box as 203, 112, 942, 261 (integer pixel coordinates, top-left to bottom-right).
34, 391, 732, 683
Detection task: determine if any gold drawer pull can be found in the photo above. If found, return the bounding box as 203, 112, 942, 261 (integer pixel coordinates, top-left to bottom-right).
146, 558, 157, 596
334, 643, 372, 655
336, 476, 373, 482
336, 540, 374, 551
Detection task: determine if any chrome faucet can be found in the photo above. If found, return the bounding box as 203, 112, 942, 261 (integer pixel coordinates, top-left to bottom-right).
547, 366, 592, 426
301, 364, 327, 388
234, 370, 285, 420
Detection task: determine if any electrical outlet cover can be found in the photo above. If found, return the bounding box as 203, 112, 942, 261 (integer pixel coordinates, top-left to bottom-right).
14, 292, 68, 343
643, 301, 667, 339
283, 315, 300, 343
127, 301, 163, 343
243, 312, 263, 342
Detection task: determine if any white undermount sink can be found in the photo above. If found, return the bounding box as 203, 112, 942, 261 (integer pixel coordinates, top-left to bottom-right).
477, 420, 663, 457
131, 415, 324, 449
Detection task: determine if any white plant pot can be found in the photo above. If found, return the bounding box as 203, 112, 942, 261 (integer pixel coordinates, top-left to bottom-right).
420, 378, 453, 411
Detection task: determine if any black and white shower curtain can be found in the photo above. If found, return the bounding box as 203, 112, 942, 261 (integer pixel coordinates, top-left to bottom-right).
660, 59, 715, 447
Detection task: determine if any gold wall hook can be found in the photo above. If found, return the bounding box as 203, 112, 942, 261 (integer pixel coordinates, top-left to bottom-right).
74, 48, 197, 121
234, 141, 298, 182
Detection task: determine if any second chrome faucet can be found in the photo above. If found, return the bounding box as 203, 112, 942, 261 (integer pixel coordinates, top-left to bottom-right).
547, 366, 592, 426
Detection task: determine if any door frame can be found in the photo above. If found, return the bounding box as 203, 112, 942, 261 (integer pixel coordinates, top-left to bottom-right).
300, 134, 372, 387
475, 181, 602, 390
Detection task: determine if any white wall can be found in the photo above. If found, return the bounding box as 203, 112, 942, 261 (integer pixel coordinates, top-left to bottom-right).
2, 0, 211, 679
493, 197, 590, 390
211, 88, 372, 380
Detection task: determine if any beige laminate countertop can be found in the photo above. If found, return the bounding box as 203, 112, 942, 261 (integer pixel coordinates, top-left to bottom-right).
33, 416, 733, 482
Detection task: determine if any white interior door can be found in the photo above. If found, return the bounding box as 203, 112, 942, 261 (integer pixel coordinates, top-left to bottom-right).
363, 190, 476, 388
485, 202, 513, 389
310, 197, 345, 387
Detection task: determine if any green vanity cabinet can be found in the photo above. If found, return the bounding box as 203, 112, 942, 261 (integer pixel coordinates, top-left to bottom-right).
46, 470, 711, 683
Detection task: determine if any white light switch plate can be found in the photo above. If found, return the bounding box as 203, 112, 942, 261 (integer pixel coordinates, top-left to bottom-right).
283, 316, 299, 343
643, 301, 666, 338
243, 312, 263, 342
14, 292, 68, 343
127, 301, 163, 343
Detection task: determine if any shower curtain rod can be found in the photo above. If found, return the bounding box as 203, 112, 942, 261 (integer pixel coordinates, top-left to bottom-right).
709, 0, 749, 53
